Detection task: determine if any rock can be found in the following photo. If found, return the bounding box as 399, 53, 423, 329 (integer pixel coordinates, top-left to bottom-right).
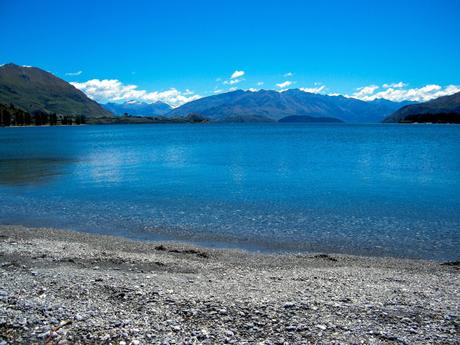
37, 330, 51, 339
283, 302, 296, 308
316, 324, 327, 331
100, 334, 110, 341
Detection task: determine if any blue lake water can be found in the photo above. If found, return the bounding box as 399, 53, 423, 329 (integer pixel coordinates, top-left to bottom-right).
0, 123, 459, 260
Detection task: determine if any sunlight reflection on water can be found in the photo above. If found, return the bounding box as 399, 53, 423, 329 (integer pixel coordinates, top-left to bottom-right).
0, 123, 459, 260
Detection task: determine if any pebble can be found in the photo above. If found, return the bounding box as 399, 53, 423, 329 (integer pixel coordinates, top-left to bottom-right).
0, 226, 458, 345
283, 302, 296, 308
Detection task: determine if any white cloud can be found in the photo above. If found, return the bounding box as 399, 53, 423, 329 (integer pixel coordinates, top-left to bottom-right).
283, 72, 293, 77
214, 89, 224, 94
382, 81, 406, 89
70, 79, 200, 107
65, 70, 83, 76
353, 85, 379, 98
247, 88, 258, 92
231, 70, 245, 79
300, 85, 326, 94
257, 81, 264, 86
223, 78, 243, 85
228, 87, 237, 91
276, 81, 292, 88
350, 83, 460, 102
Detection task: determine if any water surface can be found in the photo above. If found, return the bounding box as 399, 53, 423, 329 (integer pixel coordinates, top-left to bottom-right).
0, 124, 459, 260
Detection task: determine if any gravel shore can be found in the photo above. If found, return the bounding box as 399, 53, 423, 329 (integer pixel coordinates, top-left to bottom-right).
0, 225, 459, 344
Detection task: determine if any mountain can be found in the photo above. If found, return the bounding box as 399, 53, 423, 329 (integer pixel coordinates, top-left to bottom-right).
368, 98, 415, 114
384, 92, 460, 123
279, 115, 343, 123
103, 101, 172, 116
167, 89, 407, 123
0, 63, 112, 118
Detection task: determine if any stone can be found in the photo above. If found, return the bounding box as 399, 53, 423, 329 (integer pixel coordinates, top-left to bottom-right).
283, 302, 296, 308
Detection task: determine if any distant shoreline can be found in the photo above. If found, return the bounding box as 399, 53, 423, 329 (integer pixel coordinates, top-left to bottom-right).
2, 121, 460, 128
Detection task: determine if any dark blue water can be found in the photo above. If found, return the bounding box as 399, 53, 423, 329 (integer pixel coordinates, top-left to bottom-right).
0, 124, 459, 260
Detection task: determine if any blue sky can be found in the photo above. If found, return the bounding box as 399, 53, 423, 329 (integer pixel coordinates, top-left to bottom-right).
2, 0, 460, 105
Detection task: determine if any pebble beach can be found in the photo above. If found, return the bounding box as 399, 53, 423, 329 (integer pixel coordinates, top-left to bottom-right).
0, 225, 459, 344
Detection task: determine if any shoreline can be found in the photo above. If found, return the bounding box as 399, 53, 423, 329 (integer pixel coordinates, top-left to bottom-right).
1, 225, 459, 344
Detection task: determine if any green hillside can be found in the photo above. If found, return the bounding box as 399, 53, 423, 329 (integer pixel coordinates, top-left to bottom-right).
0, 63, 112, 118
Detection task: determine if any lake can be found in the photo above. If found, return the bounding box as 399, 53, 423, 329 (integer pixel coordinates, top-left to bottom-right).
0, 123, 459, 260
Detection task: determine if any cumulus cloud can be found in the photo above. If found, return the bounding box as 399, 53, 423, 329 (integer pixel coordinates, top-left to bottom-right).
300, 85, 326, 94
353, 85, 379, 98
276, 81, 292, 89
350, 83, 460, 102
70, 79, 200, 107
283, 72, 293, 77
231, 70, 245, 79
257, 81, 264, 86
65, 70, 83, 76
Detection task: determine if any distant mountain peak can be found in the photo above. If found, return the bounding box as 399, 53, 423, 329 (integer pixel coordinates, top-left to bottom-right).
102, 100, 172, 116
167, 88, 407, 123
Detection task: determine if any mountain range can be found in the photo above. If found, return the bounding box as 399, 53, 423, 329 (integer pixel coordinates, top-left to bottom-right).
383, 91, 460, 123
3, 63, 459, 124
0, 63, 111, 118
166, 89, 412, 123
103, 101, 172, 116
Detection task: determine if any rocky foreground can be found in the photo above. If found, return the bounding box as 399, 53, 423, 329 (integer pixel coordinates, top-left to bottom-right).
0, 226, 459, 344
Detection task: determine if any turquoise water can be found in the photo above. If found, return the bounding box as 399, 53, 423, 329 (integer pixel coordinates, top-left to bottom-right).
0, 123, 459, 260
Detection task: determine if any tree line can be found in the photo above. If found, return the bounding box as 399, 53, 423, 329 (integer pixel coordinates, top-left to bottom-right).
0, 103, 86, 127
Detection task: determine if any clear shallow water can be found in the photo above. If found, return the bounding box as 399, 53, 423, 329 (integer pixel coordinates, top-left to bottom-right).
0, 123, 459, 260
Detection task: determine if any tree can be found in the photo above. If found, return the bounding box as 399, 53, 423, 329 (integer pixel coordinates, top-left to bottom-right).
24, 112, 32, 125
3, 112, 11, 126
15, 111, 24, 126
50, 113, 58, 125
